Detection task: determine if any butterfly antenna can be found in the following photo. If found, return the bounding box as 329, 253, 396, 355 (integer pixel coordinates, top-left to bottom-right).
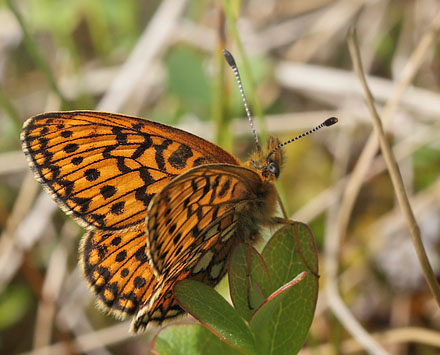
267, 117, 339, 158
223, 49, 260, 151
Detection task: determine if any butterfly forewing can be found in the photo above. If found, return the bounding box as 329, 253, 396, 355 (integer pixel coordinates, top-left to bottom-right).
21, 111, 239, 230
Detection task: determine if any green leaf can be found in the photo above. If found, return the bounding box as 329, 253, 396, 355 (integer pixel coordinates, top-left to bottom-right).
252, 272, 307, 315
0, 283, 33, 331
249, 272, 313, 355
262, 223, 319, 289
153, 323, 241, 355
165, 47, 212, 119
228, 243, 272, 320
245, 223, 319, 355
174, 279, 256, 354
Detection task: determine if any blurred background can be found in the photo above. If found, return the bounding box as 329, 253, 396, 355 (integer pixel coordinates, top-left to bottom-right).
1, 0, 440, 354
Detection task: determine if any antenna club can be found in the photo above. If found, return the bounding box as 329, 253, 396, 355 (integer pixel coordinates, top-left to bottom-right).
223, 49, 236, 68
223, 49, 260, 149
266, 116, 339, 159
324, 117, 338, 126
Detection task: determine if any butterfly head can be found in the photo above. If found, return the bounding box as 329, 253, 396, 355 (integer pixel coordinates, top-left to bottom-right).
223, 49, 338, 183
247, 136, 284, 182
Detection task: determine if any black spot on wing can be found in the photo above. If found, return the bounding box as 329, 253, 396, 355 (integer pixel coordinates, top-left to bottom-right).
168, 144, 193, 169
138, 167, 155, 186
111, 236, 122, 246
173, 232, 182, 244
116, 157, 131, 174
133, 276, 146, 288
132, 123, 144, 131
135, 246, 148, 262
111, 201, 125, 215
135, 187, 154, 208
71, 196, 92, 213
85, 168, 100, 181
115, 250, 127, 262
100, 185, 116, 199
61, 130, 73, 138
194, 157, 209, 166
71, 156, 83, 166
64, 143, 79, 153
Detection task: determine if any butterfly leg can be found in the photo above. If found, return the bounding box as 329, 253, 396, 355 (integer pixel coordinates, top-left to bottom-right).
275, 190, 289, 219
271, 216, 299, 225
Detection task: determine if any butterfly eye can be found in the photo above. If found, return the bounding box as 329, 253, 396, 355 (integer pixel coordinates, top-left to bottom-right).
266, 161, 279, 178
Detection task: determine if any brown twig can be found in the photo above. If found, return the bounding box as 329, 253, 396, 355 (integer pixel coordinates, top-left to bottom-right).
301, 326, 440, 355
18, 322, 146, 355
334, 10, 440, 243
347, 27, 440, 307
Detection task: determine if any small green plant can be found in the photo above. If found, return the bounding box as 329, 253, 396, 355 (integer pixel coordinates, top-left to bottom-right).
152, 223, 319, 355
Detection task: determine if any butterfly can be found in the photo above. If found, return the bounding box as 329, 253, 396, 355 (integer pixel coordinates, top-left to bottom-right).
21, 51, 337, 333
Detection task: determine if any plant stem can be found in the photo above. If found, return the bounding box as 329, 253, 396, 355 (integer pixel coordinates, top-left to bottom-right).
348, 26, 440, 308
6, 0, 71, 110
222, 0, 268, 143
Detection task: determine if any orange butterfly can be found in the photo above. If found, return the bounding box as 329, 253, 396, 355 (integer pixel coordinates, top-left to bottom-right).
21, 51, 337, 333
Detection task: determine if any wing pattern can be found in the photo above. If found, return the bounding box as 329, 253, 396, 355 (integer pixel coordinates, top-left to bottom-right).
81, 227, 158, 317
132, 164, 277, 332
21, 111, 280, 332
146, 164, 268, 280
21, 111, 239, 230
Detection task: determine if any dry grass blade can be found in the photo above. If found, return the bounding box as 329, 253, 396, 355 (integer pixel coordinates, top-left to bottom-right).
97, 0, 189, 112
0, 172, 40, 291
301, 326, 440, 355
18, 322, 143, 355
336, 9, 440, 246
347, 26, 440, 307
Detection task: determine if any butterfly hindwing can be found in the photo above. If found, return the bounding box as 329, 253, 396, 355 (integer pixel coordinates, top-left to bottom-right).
134, 159, 281, 332
21, 111, 240, 231
133, 227, 240, 332
145, 164, 275, 281
80, 227, 159, 317
81, 223, 237, 330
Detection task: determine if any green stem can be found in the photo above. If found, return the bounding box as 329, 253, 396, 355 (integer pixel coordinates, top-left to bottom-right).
213, 8, 232, 150
222, 0, 268, 144
6, 0, 71, 110
0, 87, 21, 133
